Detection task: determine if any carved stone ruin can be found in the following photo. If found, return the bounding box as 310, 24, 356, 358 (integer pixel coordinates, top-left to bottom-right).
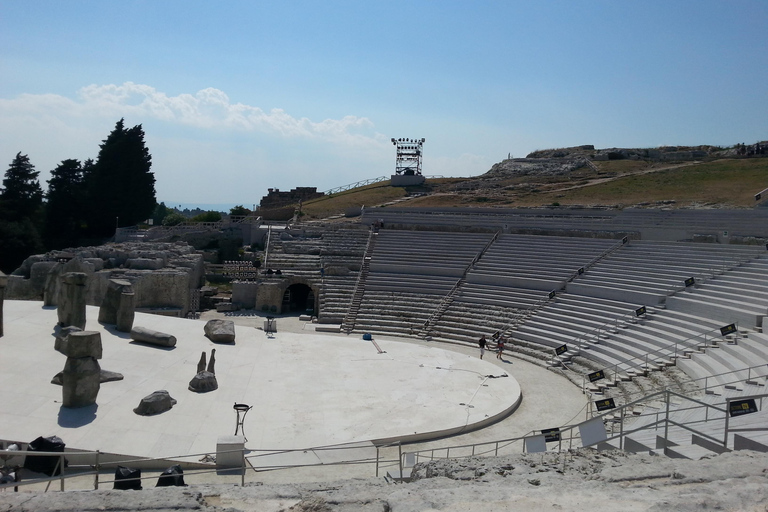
204, 319, 236, 344
43, 262, 64, 307
99, 279, 135, 332
57, 272, 87, 329
134, 390, 177, 416
189, 371, 218, 393
197, 352, 206, 373
189, 349, 218, 393
130, 326, 177, 347
57, 330, 103, 408
0, 271, 6, 338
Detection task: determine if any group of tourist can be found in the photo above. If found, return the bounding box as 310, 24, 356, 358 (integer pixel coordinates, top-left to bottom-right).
477, 332, 506, 360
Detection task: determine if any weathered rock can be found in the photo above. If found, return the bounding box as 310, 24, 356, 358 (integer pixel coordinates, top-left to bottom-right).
188, 371, 218, 393
57, 272, 88, 329
130, 326, 177, 347
133, 390, 177, 416
206, 349, 216, 375
54, 325, 82, 353
99, 369, 124, 382
99, 279, 133, 325
115, 291, 136, 332
126, 258, 165, 270
62, 356, 101, 408
52, 369, 124, 385
197, 352, 207, 373
56, 330, 102, 359
43, 262, 64, 306
204, 319, 236, 343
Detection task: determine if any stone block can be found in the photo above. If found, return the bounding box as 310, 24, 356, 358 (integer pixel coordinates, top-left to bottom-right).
62, 356, 101, 408
54, 325, 83, 353
204, 319, 236, 343
133, 390, 177, 415
57, 330, 103, 359
216, 436, 245, 468
216, 302, 240, 313
130, 326, 177, 347
57, 272, 87, 329
115, 291, 136, 332
99, 279, 134, 325
126, 258, 164, 270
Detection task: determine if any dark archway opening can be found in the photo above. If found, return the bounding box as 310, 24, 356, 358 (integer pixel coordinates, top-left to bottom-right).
281, 283, 315, 314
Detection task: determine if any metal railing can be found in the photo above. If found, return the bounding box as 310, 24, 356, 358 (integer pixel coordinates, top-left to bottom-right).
323, 176, 390, 196
402, 387, 768, 467
576, 322, 736, 385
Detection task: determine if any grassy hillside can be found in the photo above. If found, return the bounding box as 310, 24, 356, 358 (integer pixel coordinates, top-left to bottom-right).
284, 158, 768, 221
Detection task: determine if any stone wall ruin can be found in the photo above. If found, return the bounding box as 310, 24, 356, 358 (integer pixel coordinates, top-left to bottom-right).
6, 242, 204, 317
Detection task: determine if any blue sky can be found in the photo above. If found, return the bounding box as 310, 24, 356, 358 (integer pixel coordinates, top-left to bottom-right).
1, 1, 766, 209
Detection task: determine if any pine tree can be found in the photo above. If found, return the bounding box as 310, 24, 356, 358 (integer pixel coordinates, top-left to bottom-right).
0, 153, 44, 272
45, 159, 85, 248
1, 152, 43, 222
85, 119, 156, 236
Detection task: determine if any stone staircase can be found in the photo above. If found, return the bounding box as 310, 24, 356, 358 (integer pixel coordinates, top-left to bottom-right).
341, 231, 377, 333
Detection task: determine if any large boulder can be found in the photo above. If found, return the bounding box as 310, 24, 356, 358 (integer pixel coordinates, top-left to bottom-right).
130, 326, 177, 347
133, 390, 177, 416
204, 319, 236, 343
188, 371, 218, 393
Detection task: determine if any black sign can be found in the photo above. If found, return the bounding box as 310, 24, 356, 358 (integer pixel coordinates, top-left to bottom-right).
720, 323, 737, 336
555, 344, 568, 356
635, 306, 646, 317
588, 370, 606, 383
541, 428, 560, 442
729, 399, 758, 417
548, 290, 556, 300
684, 277, 695, 287
594, 398, 616, 412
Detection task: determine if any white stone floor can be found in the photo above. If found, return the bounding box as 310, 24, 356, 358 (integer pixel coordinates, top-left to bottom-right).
1, 301, 530, 462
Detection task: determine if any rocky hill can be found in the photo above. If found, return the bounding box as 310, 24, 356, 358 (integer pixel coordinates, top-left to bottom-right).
526, 142, 768, 161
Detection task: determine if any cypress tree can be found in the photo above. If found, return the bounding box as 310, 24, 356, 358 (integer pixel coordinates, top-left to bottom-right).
86, 119, 156, 236
1, 152, 43, 222
45, 159, 85, 248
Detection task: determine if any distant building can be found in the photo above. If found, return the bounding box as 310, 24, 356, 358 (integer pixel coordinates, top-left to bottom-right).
259, 187, 324, 210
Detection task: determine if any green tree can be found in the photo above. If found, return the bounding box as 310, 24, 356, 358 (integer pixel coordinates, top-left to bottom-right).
45, 159, 85, 248
152, 201, 172, 225
229, 205, 252, 216
85, 119, 156, 236
0, 217, 44, 273
162, 211, 186, 226
191, 210, 222, 223
1, 152, 43, 221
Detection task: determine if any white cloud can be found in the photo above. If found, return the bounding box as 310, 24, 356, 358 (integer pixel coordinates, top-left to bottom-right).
0, 82, 386, 147
67, 82, 385, 146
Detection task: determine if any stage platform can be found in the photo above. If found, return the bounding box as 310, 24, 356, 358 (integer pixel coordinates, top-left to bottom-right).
1, 301, 523, 463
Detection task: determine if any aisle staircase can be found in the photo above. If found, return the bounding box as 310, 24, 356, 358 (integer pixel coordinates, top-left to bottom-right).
342, 230, 377, 333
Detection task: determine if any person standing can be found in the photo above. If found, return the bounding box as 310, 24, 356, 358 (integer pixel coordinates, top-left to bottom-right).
496, 335, 505, 359
478, 335, 487, 359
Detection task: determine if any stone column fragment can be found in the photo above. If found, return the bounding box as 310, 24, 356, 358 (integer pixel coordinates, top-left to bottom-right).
57, 272, 87, 329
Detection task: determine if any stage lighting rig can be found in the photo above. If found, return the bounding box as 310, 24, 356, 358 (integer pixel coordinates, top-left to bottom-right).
390, 137, 425, 175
